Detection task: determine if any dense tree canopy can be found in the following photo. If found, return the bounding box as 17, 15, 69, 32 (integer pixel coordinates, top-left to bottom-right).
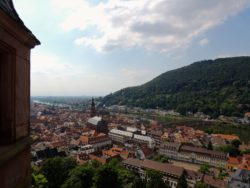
102, 57, 250, 118
32, 174, 48, 188
177, 173, 188, 188
199, 163, 211, 174
41, 157, 77, 188
61, 165, 95, 188
33, 157, 177, 188
195, 181, 208, 188
152, 154, 169, 163
146, 169, 170, 188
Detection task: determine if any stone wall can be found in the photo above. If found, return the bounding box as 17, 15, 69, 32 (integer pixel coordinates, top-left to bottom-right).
0, 148, 31, 188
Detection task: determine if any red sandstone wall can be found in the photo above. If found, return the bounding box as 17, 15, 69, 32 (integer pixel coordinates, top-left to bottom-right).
0, 148, 31, 188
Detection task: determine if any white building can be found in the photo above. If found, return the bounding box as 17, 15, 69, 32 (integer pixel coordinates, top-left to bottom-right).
133, 134, 155, 148
79, 144, 94, 154
108, 129, 155, 148
108, 129, 133, 143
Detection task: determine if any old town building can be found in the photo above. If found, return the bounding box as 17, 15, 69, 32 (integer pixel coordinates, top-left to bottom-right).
79, 133, 111, 151
159, 142, 227, 167
123, 158, 183, 188
123, 158, 227, 188
87, 116, 108, 134
109, 128, 155, 148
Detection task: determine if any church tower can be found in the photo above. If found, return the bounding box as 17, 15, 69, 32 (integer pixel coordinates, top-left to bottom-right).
90, 98, 96, 117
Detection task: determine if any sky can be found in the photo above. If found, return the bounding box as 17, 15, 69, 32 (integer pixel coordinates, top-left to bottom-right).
13, 0, 250, 96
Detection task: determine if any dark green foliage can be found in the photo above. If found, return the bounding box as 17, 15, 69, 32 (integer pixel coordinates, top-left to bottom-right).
207, 141, 213, 150
201, 123, 250, 143
231, 139, 242, 148
218, 168, 228, 180
32, 174, 48, 188
241, 149, 250, 154
105, 158, 135, 187
41, 157, 77, 188
39, 158, 137, 188
132, 177, 146, 188
195, 181, 208, 188
146, 169, 170, 188
61, 165, 95, 188
217, 145, 240, 157
94, 165, 121, 188
217, 138, 242, 157
35, 157, 179, 188
89, 159, 102, 168
177, 173, 188, 188
152, 154, 169, 163
199, 163, 211, 174
102, 57, 250, 117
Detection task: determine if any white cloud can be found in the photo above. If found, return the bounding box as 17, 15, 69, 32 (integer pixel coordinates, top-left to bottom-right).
52, 0, 250, 52
31, 52, 91, 96
216, 53, 249, 58
199, 38, 209, 46
31, 53, 86, 76
30, 53, 152, 96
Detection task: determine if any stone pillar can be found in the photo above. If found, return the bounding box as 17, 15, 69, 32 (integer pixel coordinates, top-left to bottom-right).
0, 1, 40, 187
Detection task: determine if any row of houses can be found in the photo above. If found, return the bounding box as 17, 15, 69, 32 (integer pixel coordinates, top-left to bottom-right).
79, 133, 112, 151
122, 158, 227, 188
159, 142, 227, 167
108, 128, 155, 148
228, 168, 250, 188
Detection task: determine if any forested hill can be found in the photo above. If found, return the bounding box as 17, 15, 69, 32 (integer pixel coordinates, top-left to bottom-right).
102, 57, 250, 117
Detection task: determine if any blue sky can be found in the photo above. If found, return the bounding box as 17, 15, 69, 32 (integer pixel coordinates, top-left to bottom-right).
13, 0, 250, 96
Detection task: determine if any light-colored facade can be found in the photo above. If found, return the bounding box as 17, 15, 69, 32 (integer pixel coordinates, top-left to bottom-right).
79, 134, 111, 151
123, 158, 227, 188
79, 144, 94, 154
159, 142, 227, 167
133, 134, 155, 148
108, 129, 155, 148
123, 158, 183, 188
109, 129, 133, 143
229, 169, 250, 188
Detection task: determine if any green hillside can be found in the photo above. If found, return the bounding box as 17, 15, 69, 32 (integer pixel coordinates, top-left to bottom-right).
102, 57, 250, 117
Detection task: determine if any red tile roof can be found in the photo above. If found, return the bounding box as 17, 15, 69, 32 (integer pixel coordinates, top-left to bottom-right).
123, 158, 184, 177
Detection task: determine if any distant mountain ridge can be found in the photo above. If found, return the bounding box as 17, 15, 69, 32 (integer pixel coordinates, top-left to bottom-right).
102, 56, 250, 117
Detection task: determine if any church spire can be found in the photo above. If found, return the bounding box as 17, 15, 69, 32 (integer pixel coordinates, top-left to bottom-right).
90, 98, 96, 117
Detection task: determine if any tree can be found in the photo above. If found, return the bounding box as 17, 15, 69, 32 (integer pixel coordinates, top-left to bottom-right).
241, 149, 250, 154
218, 145, 240, 157
199, 163, 210, 174
94, 165, 121, 188
217, 167, 228, 180
153, 155, 169, 163
231, 139, 242, 148
195, 181, 208, 188
177, 173, 188, 188
32, 165, 41, 175
117, 167, 135, 187
41, 157, 77, 188
32, 174, 48, 188
132, 177, 146, 188
106, 158, 136, 187
89, 159, 102, 168
207, 141, 213, 150
146, 169, 170, 188
61, 165, 95, 188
